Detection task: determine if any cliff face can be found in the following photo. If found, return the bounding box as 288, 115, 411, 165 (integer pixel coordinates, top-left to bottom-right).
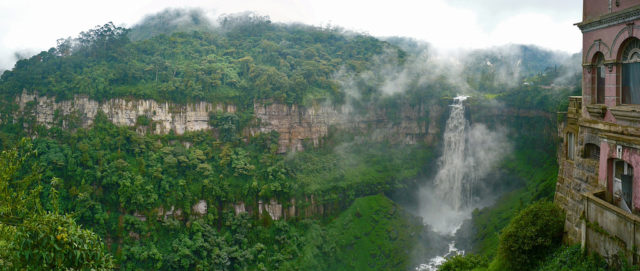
15, 92, 442, 152
16, 91, 235, 135
251, 102, 441, 152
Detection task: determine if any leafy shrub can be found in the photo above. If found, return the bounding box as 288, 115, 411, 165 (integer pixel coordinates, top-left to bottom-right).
10, 213, 114, 270
537, 245, 607, 271
136, 115, 151, 126
496, 201, 564, 271
439, 254, 489, 271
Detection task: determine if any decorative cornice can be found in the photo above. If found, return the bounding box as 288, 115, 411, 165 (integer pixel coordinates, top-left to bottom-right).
578, 6, 640, 33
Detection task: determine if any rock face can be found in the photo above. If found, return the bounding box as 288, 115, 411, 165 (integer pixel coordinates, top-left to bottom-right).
251, 102, 438, 152
16, 91, 234, 135
192, 200, 208, 216
16, 91, 441, 152
262, 199, 283, 220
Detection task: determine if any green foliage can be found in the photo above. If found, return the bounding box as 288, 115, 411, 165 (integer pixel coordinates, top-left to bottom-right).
496, 201, 564, 271
0, 14, 391, 105
0, 139, 44, 224
0, 9, 590, 271
210, 111, 240, 142
288, 136, 433, 200
0, 109, 433, 269
10, 213, 114, 270
536, 245, 607, 271
465, 108, 561, 258
439, 254, 489, 271
295, 194, 424, 271
136, 115, 151, 126
0, 140, 113, 270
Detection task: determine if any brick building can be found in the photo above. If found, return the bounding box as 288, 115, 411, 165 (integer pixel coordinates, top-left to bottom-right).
556, 0, 640, 262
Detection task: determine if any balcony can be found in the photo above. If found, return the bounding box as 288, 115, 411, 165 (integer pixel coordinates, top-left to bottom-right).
583, 190, 640, 264
568, 96, 582, 120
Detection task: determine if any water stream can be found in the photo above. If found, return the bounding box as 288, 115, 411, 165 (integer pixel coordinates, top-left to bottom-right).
415, 95, 510, 270
419, 95, 473, 235
416, 95, 472, 270
416, 242, 463, 271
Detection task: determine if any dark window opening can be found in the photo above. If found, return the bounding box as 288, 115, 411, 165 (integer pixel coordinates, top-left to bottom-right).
584, 143, 600, 160
595, 54, 605, 104
621, 38, 640, 104
613, 160, 634, 212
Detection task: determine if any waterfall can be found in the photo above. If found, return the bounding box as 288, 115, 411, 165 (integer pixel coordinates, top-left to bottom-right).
416, 95, 510, 270
415, 95, 472, 271
433, 95, 473, 210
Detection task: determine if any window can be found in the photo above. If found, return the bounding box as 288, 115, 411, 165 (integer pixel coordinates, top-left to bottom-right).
584, 143, 600, 160
595, 53, 605, 104
621, 38, 640, 104
613, 160, 634, 212
567, 133, 575, 160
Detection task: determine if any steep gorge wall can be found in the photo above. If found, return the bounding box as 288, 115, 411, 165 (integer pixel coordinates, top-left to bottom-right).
15, 92, 443, 152
16, 91, 235, 135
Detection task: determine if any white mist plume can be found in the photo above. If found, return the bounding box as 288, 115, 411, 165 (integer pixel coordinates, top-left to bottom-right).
334, 40, 577, 105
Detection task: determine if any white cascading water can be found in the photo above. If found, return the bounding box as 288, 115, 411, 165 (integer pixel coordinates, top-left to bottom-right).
433, 95, 473, 211
416, 95, 509, 271
416, 242, 463, 271
418, 95, 474, 236
416, 95, 471, 271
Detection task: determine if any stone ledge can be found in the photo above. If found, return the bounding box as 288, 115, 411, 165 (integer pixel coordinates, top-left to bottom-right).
578, 5, 640, 32
586, 104, 607, 119
609, 105, 640, 121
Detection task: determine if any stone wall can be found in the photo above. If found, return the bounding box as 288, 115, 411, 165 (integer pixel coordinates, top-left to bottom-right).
555, 95, 640, 261
555, 97, 602, 244
583, 191, 640, 264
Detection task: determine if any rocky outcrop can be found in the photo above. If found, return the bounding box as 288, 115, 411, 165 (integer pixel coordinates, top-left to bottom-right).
233, 202, 246, 215
192, 200, 207, 216
251, 101, 439, 152
15, 91, 440, 152
260, 199, 283, 220
16, 91, 234, 135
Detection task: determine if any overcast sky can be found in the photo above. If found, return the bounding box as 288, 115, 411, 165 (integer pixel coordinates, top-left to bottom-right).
0, 0, 582, 70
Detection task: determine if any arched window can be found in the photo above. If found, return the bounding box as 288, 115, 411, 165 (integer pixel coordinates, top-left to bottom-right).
594, 53, 605, 104
621, 38, 640, 104
584, 143, 600, 160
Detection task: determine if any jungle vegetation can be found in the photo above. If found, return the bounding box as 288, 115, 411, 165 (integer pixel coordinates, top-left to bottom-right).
0, 9, 607, 271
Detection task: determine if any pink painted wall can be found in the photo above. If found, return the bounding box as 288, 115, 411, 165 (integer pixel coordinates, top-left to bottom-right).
583, 66, 594, 105
605, 64, 619, 107
581, 14, 640, 123
614, 0, 640, 14
584, 0, 640, 22
583, 0, 610, 22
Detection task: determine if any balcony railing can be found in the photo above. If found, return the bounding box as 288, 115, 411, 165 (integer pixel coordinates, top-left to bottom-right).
568, 96, 582, 120
583, 190, 640, 264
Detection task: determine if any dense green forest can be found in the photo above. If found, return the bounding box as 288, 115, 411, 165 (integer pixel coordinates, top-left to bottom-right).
0, 8, 620, 271
0, 12, 393, 106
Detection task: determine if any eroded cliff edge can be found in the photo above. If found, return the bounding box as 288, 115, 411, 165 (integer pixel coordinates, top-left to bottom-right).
14, 91, 444, 153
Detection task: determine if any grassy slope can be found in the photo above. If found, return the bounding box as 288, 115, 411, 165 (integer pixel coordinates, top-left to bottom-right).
471, 148, 558, 258
294, 194, 424, 271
